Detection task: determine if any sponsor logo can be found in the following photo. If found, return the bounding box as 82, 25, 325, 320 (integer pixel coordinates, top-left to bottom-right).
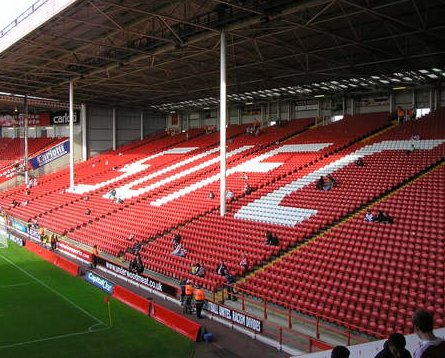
105, 262, 164, 292
28, 228, 41, 243
205, 301, 262, 333
11, 220, 28, 234
50, 111, 79, 125
85, 271, 114, 294
29, 141, 70, 169
58, 242, 91, 261
7, 234, 24, 247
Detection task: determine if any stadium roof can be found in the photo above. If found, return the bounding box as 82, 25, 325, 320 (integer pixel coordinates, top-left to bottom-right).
0, 0, 445, 111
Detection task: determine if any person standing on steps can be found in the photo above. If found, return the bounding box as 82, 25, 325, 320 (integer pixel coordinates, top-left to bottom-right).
194, 285, 206, 319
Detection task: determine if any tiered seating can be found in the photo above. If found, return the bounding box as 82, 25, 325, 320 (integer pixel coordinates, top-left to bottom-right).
134, 115, 391, 287
237, 111, 445, 336
66, 120, 314, 254
240, 164, 445, 336
0, 137, 63, 163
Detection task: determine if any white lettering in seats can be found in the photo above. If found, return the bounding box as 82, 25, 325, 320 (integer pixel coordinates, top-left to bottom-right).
235, 140, 445, 226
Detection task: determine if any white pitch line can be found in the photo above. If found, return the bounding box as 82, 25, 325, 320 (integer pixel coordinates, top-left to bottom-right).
0, 282, 30, 289
0, 325, 110, 350
0, 252, 106, 327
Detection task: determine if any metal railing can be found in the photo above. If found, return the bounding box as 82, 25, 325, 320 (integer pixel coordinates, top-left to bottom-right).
210, 283, 377, 352
0, 0, 50, 39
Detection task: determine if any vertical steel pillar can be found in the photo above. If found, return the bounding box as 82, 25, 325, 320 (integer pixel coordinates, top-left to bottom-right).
69, 80, 75, 189
220, 30, 227, 217
24, 95, 29, 186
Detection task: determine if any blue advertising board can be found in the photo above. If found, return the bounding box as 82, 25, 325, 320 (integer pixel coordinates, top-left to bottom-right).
11, 219, 28, 234
85, 271, 114, 294
29, 140, 70, 169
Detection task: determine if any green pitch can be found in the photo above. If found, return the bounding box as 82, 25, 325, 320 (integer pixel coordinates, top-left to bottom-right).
0, 244, 193, 358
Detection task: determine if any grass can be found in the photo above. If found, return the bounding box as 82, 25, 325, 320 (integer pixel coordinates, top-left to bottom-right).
0, 244, 194, 358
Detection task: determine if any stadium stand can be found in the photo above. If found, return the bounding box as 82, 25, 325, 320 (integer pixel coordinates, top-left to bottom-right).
1, 110, 444, 340
238, 110, 445, 337
0, 137, 66, 168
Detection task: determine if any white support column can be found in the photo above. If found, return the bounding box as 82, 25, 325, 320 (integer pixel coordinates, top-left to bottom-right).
140, 111, 144, 140
276, 100, 280, 120
81, 104, 87, 161
412, 89, 416, 108
434, 88, 439, 110
69, 80, 75, 189
198, 111, 203, 128
219, 29, 227, 217
342, 96, 346, 116
24, 95, 29, 186
389, 92, 395, 113
112, 108, 116, 151
429, 88, 434, 109
287, 101, 292, 121
350, 97, 355, 116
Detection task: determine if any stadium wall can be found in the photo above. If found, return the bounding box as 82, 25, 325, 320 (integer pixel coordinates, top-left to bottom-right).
87, 106, 113, 156
116, 109, 141, 147
169, 87, 439, 124
25, 240, 80, 276
86, 106, 166, 156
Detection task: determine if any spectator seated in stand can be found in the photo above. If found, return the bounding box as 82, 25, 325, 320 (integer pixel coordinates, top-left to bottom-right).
82, 195, 89, 201
84, 208, 91, 216
375, 210, 393, 224
356, 157, 364, 167
264, 231, 279, 246
172, 234, 181, 249
240, 254, 248, 274
243, 183, 252, 195
11, 199, 18, 208
132, 240, 142, 254
30, 218, 38, 228
216, 261, 228, 276
374, 333, 412, 358
196, 265, 206, 278
129, 254, 144, 274
117, 250, 126, 263
364, 210, 375, 222
406, 143, 416, 154
316, 176, 325, 190
127, 233, 135, 241
113, 196, 124, 204
226, 190, 234, 203
21, 199, 29, 207
225, 272, 236, 301
172, 243, 187, 257
208, 191, 215, 199
108, 188, 117, 200
191, 262, 201, 275
191, 263, 206, 278
325, 174, 336, 190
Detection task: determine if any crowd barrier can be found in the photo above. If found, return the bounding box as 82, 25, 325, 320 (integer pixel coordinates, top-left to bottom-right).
25, 240, 79, 276
214, 283, 371, 352
112, 285, 151, 315
151, 302, 201, 341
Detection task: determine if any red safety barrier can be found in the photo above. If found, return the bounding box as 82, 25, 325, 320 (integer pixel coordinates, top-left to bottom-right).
150, 302, 201, 341
25, 240, 79, 276
112, 285, 151, 315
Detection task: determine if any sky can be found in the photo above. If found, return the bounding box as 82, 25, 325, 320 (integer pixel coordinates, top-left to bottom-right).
0, 0, 38, 30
